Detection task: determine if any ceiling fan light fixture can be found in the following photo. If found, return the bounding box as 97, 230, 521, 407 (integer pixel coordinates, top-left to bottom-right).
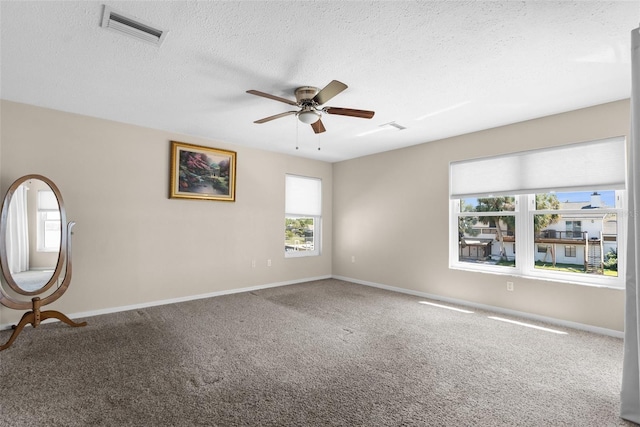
298, 110, 320, 124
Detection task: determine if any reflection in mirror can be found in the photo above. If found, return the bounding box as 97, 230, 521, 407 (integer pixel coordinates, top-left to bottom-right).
5, 179, 60, 292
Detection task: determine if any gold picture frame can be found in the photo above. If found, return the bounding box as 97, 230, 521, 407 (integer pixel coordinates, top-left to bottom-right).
170, 141, 236, 202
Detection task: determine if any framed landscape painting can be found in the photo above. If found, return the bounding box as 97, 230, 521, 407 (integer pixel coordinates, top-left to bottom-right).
170, 141, 236, 202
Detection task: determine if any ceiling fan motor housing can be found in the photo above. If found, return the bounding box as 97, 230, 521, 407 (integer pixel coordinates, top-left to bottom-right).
295, 86, 319, 104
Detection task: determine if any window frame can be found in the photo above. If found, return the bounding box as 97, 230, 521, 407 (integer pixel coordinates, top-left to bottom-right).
450, 192, 626, 289
284, 174, 322, 258
285, 215, 321, 258
450, 197, 519, 276
565, 245, 577, 258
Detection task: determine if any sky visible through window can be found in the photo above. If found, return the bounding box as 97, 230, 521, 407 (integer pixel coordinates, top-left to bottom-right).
463, 190, 615, 209
556, 191, 615, 206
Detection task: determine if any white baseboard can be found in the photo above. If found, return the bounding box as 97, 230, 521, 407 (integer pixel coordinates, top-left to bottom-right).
0, 275, 332, 331
332, 275, 624, 339
2, 274, 623, 338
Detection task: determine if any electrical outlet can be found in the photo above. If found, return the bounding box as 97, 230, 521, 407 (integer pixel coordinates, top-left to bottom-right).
267, 259, 272, 267
351, 255, 356, 263
507, 281, 514, 291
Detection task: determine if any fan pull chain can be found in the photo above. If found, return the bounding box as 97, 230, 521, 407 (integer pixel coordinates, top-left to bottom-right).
295, 119, 299, 150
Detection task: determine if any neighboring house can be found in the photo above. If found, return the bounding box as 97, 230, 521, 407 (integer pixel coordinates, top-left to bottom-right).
535, 193, 617, 272
460, 219, 514, 262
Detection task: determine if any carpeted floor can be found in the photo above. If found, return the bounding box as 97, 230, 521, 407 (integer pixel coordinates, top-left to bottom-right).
0, 279, 634, 426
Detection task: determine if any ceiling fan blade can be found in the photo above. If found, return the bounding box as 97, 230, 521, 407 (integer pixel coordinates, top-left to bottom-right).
247, 90, 298, 106
324, 107, 375, 119
311, 118, 326, 134
254, 111, 297, 124
313, 80, 348, 105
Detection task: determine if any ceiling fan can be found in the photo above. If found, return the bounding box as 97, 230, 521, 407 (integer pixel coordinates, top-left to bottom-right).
246, 80, 375, 134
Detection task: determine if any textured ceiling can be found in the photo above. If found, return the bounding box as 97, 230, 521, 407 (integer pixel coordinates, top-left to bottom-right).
1, 1, 638, 162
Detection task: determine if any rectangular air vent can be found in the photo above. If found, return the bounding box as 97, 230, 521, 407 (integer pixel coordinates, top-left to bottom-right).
100, 6, 167, 46
383, 122, 407, 131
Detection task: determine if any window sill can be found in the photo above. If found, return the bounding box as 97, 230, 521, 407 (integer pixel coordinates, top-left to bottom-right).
285, 251, 319, 258
449, 264, 625, 290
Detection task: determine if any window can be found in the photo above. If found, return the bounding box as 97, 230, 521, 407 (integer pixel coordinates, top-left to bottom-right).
450, 137, 626, 288
565, 221, 582, 239
456, 197, 516, 268
532, 191, 620, 278
37, 190, 61, 252
285, 175, 321, 257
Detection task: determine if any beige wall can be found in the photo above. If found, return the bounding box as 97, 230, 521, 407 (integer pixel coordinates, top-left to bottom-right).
0, 100, 332, 325
333, 100, 629, 332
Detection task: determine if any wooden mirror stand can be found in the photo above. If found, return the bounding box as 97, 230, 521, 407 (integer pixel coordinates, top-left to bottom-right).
0, 174, 86, 351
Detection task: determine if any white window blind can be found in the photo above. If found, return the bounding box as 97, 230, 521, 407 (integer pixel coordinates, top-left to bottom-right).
285, 175, 321, 216
449, 136, 627, 199
38, 190, 59, 211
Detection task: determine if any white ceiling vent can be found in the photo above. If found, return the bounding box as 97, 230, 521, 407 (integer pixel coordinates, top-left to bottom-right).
100, 6, 167, 46
382, 122, 407, 131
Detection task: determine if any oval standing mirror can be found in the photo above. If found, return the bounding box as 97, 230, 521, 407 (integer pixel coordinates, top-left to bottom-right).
1, 176, 66, 295
0, 174, 85, 351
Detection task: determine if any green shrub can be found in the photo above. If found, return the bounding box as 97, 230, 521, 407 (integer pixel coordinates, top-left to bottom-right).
604, 249, 618, 272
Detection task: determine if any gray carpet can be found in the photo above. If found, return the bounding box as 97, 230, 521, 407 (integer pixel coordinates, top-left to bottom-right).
0, 279, 634, 426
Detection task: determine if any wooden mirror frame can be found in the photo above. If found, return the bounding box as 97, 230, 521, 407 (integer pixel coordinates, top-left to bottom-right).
0, 175, 67, 296
0, 174, 86, 350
